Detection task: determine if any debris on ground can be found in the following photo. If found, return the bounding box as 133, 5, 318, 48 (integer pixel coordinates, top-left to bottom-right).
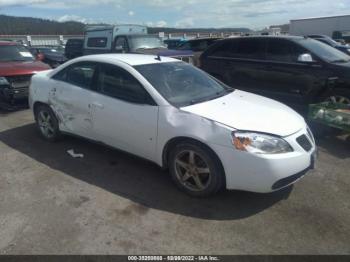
67, 149, 84, 158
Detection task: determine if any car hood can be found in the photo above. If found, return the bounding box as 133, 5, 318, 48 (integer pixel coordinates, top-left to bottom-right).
0, 61, 51, 76
180, 90, 306, 137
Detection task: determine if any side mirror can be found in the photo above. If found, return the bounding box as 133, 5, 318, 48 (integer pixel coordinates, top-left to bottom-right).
298, 53, 314, 63
115, 45, 124, 53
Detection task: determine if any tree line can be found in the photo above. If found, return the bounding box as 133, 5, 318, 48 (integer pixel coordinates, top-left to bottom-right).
0, 14, 251, 35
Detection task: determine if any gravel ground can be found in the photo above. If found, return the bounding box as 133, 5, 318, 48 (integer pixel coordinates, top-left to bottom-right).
0, 109, 349, 255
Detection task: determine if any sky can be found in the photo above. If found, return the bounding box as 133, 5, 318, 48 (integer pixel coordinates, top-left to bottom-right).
0, 0, 349, 29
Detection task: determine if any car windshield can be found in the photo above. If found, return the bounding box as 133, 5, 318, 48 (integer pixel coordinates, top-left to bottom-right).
298, 38, 350, 63
130, 35, 167, 50
0, 45, 35, 62
135, 62, 234, 107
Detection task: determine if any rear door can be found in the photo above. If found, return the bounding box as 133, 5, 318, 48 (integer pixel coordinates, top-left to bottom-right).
50, 61, 98, 139
203, 38, 268, 92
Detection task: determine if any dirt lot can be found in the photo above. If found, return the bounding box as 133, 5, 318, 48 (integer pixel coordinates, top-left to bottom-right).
0, 108, 349, 255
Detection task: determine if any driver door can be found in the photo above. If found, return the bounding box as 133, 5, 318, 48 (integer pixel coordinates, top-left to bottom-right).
91, 63, 159, 161
262, 39, 327, 105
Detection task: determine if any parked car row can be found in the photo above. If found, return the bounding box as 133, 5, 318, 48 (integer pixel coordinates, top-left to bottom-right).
3, 33, 350, 197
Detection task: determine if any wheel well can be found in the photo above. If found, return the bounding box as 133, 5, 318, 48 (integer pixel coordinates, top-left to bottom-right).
162, 137, 226, 187
33, 102, 48, 119
162, 137, 225, 170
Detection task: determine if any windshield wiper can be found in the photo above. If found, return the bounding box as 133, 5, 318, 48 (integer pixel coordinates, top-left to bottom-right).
189, 89, 235, 105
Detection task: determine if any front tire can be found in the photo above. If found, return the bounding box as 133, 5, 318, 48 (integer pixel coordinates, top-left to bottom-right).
169, 142, 225, 197
35, 104, 61, 142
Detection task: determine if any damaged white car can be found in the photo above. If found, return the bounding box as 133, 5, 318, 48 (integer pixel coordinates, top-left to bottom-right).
29, 54, 317, 197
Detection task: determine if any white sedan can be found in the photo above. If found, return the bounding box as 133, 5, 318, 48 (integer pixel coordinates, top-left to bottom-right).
29, 54, 317, 197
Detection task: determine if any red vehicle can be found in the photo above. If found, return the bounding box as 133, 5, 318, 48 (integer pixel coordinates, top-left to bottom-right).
0, 41, 50, 104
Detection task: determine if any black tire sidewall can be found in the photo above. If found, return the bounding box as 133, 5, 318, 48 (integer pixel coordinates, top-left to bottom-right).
35, 105, 60, 142
169, 143, 225, 197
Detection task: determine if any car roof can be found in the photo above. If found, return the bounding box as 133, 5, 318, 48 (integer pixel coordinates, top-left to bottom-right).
75, 54, 180, 66
188, 37, 221, 42
0, 41, 18, 46
223, 35, 306, 41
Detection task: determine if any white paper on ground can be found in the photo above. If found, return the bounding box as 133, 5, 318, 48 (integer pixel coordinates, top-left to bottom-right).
67, 149, 84, 158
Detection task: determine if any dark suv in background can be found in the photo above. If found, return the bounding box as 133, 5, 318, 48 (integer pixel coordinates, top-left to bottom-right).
200, 36, 350, 109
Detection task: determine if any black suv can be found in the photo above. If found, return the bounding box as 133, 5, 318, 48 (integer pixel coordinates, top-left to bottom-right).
200, 36, 350, 108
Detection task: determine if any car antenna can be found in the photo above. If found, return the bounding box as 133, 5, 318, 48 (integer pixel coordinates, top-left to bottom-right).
155, 54, 161, 61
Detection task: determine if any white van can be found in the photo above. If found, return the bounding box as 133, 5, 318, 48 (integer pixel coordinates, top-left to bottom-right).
84, 25, 148, 55
83, 24, 194, 63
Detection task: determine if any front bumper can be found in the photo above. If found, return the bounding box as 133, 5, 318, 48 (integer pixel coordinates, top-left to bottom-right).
0, 85, 29, 101
0, 75, 32, 102
211, 127, 317, 193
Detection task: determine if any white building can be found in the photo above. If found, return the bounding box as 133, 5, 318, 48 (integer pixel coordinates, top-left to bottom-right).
290, 15, 350, 37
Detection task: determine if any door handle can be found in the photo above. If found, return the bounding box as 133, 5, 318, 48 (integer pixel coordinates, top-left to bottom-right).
91, 102, 104, 109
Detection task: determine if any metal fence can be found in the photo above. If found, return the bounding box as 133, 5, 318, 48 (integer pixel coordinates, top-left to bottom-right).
0, 32, 244, 46
0, 35, 83, 46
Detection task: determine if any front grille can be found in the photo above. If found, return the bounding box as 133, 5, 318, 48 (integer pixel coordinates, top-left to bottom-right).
296, 134, 312, 152
6, 75, 33, 84
6, 75, 32, 90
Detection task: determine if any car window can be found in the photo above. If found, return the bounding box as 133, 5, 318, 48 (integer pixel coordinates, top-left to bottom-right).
233, 38, 266, 59
135, 62, 233, 107
266, 39, 307, 63
115, 37, 128, 52
177, 42, 191, 50
209, 40, 236, 57
53, 62, 97, 90
98, 64, 150, 104
87, 37, 107, 48
191, 41, 209, 52
298, 38, 350, 63
0, 45, 35, 62
209, 39, 266, 59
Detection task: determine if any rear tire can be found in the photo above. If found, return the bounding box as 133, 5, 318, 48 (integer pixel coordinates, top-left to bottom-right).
169, 142, 225, 197
35, 104, 61, 142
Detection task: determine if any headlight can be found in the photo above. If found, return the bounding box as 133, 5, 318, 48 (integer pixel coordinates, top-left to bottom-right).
0, 77, 9, 86
347, 49, 350, 55
232, 131, 293, 154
